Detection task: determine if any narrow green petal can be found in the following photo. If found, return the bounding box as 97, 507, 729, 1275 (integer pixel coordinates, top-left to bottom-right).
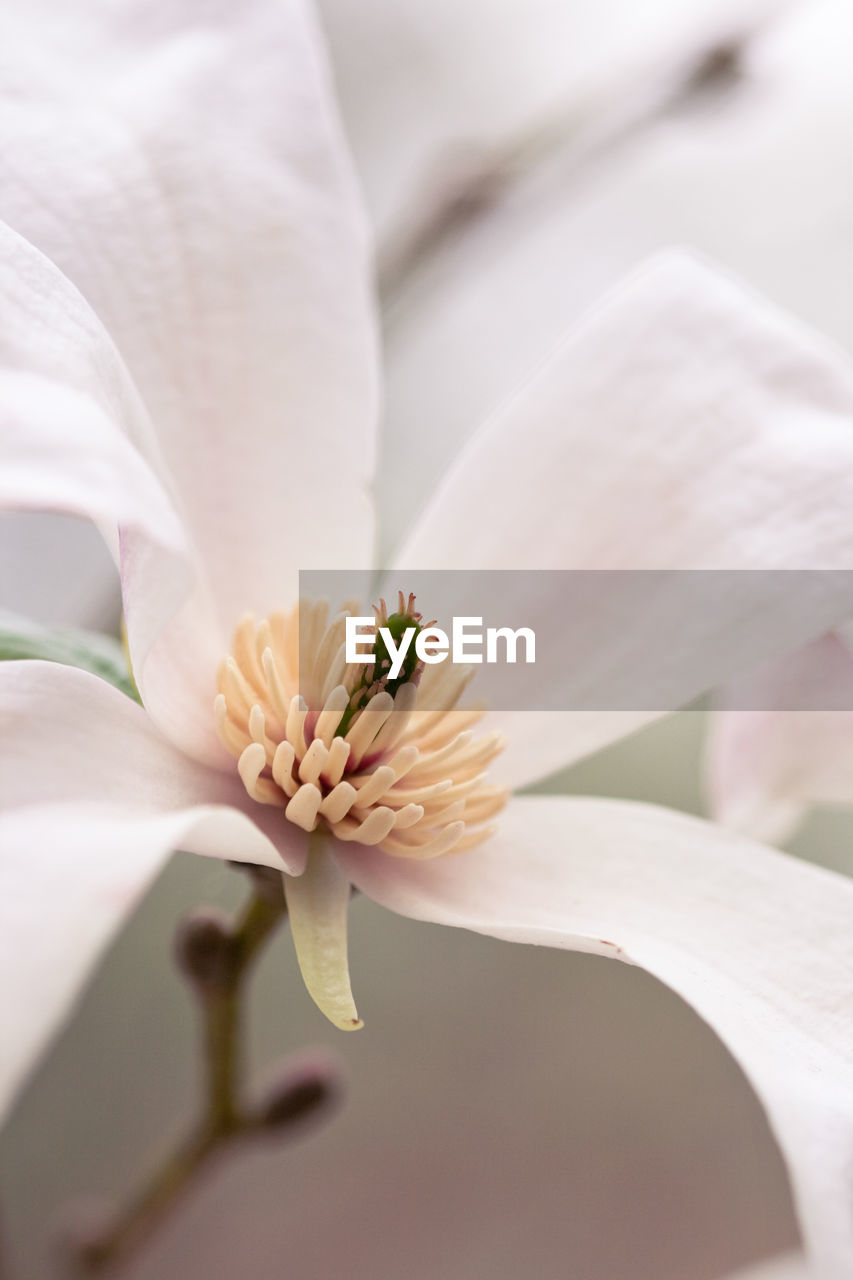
284, 838, 363, 1031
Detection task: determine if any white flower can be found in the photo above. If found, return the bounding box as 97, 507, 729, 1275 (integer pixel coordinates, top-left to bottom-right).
4, 2, 853, 1275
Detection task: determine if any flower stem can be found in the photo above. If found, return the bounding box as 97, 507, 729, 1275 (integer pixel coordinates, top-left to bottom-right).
68, 877, 288, 1275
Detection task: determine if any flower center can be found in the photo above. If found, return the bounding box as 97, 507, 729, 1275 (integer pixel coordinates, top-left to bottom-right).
214, 595, 507, 858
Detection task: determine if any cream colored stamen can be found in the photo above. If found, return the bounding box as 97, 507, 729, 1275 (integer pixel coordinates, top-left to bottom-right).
215, 602, 507, 858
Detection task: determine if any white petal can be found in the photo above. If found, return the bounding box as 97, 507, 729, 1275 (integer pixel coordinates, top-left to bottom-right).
284, 838, 363, 1031
707, 635, 853, 843
0, 220, 184, 560
340, 795, 853, 1277
0, 658, 309, 1118
372, 1, 853, 569
395, 252, 853, 787
0, 217, 229, 764
119, 533, 230, 767
0, 660, 307, 876
0, 799, 301, 1127
0, 0, 379, 621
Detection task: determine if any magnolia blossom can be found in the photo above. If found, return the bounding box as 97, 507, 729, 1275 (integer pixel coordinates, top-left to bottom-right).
5, 2, 853, 1277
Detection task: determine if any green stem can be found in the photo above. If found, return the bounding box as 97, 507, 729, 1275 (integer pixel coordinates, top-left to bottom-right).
230, 889, 287, 973
71, 883, 288, 1275
73, 1126, 224, 1274
204, 986, 240, 1134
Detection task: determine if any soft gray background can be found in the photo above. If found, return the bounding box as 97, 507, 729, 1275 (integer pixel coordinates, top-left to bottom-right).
3, 0, 853, 1276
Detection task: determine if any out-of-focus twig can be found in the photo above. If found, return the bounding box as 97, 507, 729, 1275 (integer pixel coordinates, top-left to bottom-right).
63, 873, 340, 1276
377, 23, 760, 310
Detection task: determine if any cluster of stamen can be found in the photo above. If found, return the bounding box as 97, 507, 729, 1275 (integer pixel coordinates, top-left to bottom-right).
214, 595, 507, 858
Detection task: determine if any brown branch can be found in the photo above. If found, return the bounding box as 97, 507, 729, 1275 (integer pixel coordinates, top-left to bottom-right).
376, 27, 758, 309
65, 876, 331, 1276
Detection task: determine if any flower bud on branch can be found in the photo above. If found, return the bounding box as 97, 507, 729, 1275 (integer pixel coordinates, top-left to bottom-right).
253, 1050, 344, 1136
173, 908, 235, 993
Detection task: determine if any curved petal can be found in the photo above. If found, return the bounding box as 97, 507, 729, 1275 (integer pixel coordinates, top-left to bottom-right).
0, 799, 300, 1127
119, 531, 227, 766
0, 0, 379, 623
0, 0, 380, 762
395, 252, 853, 787
0, 220, 184, 560
0, 657, 309, 1119
0, 660, 307, 876
706, 635, 853, 844
340, 795, 853, 1278
0, 217, 227, 763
